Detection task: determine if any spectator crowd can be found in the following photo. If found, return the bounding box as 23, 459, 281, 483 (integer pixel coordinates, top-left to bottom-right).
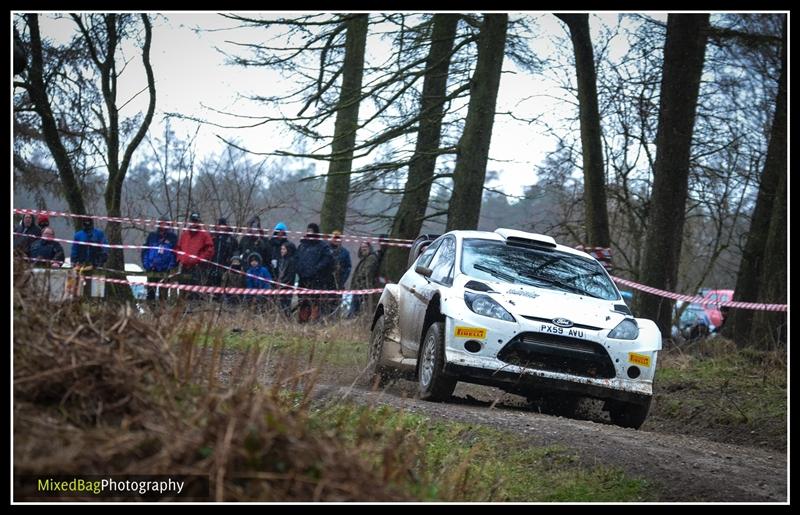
14, 212, 386, 321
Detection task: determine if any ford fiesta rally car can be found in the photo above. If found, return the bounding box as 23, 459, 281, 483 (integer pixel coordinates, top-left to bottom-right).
367, 228, 661, 429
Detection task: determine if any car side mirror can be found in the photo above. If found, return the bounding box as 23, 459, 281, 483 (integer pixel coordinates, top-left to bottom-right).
415, 265, 433, 278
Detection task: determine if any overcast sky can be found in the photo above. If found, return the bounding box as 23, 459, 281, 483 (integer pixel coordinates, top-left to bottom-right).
26, 12, 665, 197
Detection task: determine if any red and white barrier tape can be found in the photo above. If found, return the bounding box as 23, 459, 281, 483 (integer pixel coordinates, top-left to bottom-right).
16, 228, 787, 311
15, 232, 307, 291
14, 208, 414, 248
17, 238, 383, 295
612, 277, 787, 312
37, 272, 383, 296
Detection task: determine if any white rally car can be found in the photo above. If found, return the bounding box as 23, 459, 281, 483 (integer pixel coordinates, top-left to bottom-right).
368, 228, 661, 429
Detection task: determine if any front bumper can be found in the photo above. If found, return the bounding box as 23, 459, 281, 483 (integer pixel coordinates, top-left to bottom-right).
442, 310, 660, 401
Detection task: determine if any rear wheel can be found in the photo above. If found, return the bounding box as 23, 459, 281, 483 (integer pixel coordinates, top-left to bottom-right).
608, 397, 652, 429
418, 322, 457, 401
367, 314, 394, 388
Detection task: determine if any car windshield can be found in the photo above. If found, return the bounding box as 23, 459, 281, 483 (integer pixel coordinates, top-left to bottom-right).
680, 305, 704, 323
461, 238, 620, 301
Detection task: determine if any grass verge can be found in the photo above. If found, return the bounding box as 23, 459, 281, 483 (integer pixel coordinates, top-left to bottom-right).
650, 337, 787, 451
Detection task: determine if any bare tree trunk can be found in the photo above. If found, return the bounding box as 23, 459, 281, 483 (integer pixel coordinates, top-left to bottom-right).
319, 14, 369, 234
555, 14, 610, 247
446, 14, 508, 231
14, 28, 27, 75
748, 169, 786, 349
25, 14, 87, 230
384, 14, 459, 281
103, 15, 155, 300
634, 14, 709, 335
724, 19, 786, 348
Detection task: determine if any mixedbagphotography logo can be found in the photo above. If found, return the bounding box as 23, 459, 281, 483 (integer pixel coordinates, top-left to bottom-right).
15, 475, 209, 500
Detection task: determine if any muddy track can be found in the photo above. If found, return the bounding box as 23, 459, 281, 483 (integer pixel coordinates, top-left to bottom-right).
312, 381, 787, 502
215, 348, 786, 502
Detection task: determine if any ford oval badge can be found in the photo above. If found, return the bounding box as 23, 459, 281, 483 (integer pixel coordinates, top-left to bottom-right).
552, 318, 573, 328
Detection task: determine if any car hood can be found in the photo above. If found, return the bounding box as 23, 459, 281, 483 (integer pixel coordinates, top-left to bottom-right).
468, 279, 628, 330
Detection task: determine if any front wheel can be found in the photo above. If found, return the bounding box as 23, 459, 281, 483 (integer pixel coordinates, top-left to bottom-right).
418, 322, 457, 401
608, 397, 652, 429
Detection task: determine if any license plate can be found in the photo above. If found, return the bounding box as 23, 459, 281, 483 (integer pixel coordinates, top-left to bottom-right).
539, 324, 586, 338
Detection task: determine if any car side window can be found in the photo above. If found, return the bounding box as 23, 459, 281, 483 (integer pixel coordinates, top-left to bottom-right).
417, 239, 442, 269
429, 237, 456, 285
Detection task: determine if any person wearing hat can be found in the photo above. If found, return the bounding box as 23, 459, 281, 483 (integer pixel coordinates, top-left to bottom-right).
239, 215, 271, 274
71, 217, 108, 268
221, 254, 247, 305
245, 251, 273, 311
268, 221, 294, 278
175, 212, 214, 300
36, 214, 50, 231
142, 216, 178, 301
209, 217, 239, 289
295, 222, 334, 322
13, 213, 41, 258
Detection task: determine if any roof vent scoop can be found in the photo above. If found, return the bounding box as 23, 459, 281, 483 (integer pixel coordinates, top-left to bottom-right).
494, 228, 557, 248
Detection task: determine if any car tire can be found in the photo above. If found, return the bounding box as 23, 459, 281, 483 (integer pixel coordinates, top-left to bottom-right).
608, 397, 652, 429
367, 314, 394, 388
418, 321, 456, 401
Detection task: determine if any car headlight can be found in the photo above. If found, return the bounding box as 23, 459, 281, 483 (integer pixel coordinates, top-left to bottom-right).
608, 318, 639, 340
464, 292, 515, 322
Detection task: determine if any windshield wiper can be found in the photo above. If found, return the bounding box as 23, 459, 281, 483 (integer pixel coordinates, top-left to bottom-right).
473, 263, 516, 284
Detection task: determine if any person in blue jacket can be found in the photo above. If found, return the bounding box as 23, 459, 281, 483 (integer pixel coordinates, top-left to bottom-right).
245, 251, 272, 309
142, 217, 179, 301
71, 218, 108, 267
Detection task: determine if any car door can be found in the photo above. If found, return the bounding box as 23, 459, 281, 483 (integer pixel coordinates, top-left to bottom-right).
398, 238, 441, 355
402, 236, 456, 357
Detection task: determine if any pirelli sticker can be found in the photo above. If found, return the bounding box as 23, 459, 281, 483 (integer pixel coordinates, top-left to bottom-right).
454, 326, 487, 339
628, 352, 651, 368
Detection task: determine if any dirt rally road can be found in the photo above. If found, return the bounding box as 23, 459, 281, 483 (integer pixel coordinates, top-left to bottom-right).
314, 381, 787, 503
217, 349, 787, 502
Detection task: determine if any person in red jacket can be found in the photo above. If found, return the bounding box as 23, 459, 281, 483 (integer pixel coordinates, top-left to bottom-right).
175, 212, 214, 300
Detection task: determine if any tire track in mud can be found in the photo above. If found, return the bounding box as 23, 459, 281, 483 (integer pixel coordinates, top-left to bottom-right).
215, 347, 786, 502
313, 382, 787, 502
